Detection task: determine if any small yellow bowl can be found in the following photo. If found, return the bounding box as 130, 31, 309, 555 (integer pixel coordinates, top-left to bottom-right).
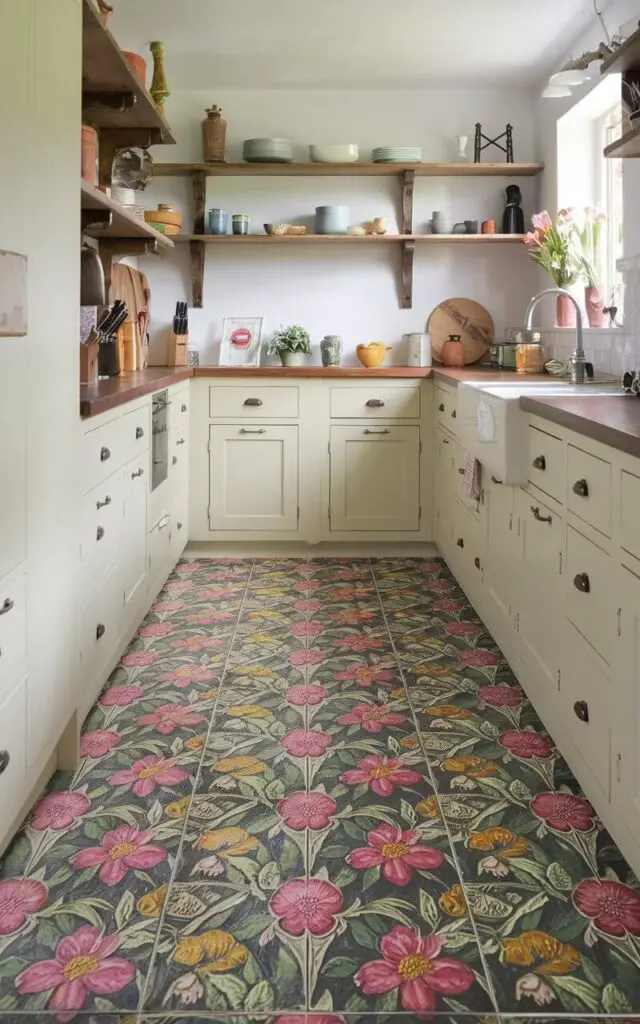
356, 342, 391, 368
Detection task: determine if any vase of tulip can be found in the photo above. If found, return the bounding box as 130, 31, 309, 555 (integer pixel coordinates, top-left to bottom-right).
524, 210, 580, 328
574, 206, 608, 327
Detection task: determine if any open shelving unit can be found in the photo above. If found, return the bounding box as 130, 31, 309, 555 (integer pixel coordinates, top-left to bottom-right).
601, 25, 640, 158
152, 160, 542, 308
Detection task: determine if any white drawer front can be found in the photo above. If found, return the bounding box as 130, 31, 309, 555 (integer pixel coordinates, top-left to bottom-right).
528, 426, 564, 503
80, 570, 124, 688
80, 477, 124, 591
0, 680, 26, 839
330, 386, 420, 419
209, 385, 299, 419
122, 403, 151, 457
170, 390, 190, 433
621, 469, 640, 562
81, 417, 128, 494
435, 385, 458, 435
566, 526, 613, 664
560, 630, 611, 800
566, 444, 611, 537
0, 573, 26, 701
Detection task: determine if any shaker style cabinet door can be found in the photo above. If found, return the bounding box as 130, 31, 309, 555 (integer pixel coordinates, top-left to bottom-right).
121, 458, 148, 609
614, 565, 640, 848
0, 341, 26, 580
485, 478, 517, 622
329, 425, 420, 532
208, 425, 299, 532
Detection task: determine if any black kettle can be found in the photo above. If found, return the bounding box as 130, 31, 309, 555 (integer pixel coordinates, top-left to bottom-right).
502, 184, 525, 234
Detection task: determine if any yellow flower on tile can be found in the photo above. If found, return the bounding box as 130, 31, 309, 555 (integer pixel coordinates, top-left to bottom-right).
439, 884, 468, 917
195, 826, 258, 857
248, 609, 287, 621
424, 704, 472, 719
165, 796, 191, 820
246, 631, 282, 645
442, 755, 497, 778
502, 931, 580, 975
230, 665, 276, 680
468, 826, 528, 859
415, 795, 441, 819
226, 705, 271, 719
173, 935, 204, 967
213, 755, 267, 777
253, 587, 286, 597
174, 930, 248, 972
390, 688, 406, 699
201, 688, 219, 700
400, 734, 420, 750
415, 664, 452, 678
137, 884, 168, 918
186, 735, 206, 751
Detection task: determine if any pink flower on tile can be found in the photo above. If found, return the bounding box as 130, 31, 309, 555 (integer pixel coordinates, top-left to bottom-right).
275, 1017, 343, 1024
165, 580, 193, 594
286, 684, 328, 707
31, 792, 91, 832
348, 823, 444, 885
530, 791, 595, 833
335, 665, 395, 689
573, 878, 640, 937
295, 563, 320, 575
445, 621, 481, 638
158, 665, 217, 687
420, 562, 443, 574
336, 634, 385, 651
138, 622, 174, 638
297, 581, 320, 592
338, 703, 406, 733
331, 609, 378, 625
170, 636, 224, 653
499, 729, 554, 760
281, 729, 332, 758
290, 621, 323, 638
329, 586, 371, 601
458, 649, 500, 669
428, 579, 454, 593
70, 824, 166, 885
477, 685, 524, 708
355, 925, 473, 1013
278, 791, 337, 831
108, 755, 188, 797
154, 600, 186, 614
341, 755, 421, 797
121, 650, 158, 668
0, 878, 48, 935
80, 730, 120, 759
270, 878, 343, 936
99, 685, 144, 707
16, 924, 135, 1016
334, 569, 360, 580
176, 561, 201, 573
433, 599, 464, 612
294, 599, 323, 612
289, 649, 326, 667
186, 610, 235, 625
137, 703, 206, 735
196, 587, 236, 600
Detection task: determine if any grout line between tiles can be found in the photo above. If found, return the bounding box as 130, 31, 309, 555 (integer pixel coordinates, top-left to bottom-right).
136, 557, 256, 1019
368, 557, 502, 1020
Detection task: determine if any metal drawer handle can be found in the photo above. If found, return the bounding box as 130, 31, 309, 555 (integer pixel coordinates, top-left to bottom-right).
243, 398, 263, 407
0, 598, 14, 616
573, 700, 589, 723
240, 428, 266, 434
158, 515, 170, 530
474, 557, 481, 569
364, 429, 390, 435
458, 467, 465, 475
0, 750, 9, 775
491, 475, 502, 485
176, 438, 186, 445
135, 426, 144, 439
451, 410, 457, 418
100, 446, 110, 462
573, 478, 589, 498
131, 468, 144, 479
96, 495, 111, 510
531, 506, 552, 524
573, 572, 590, 593
96, 623, 106, 639
532, 455, 546, 470
438, 403, 445, 412
172, 456, 178, 466
456, 537, 464, 548
366, 398, 385, 407
96, 526, 105, 542
441, 437, 450, 445
181, 403, 188, 412
177, 521, 183, 530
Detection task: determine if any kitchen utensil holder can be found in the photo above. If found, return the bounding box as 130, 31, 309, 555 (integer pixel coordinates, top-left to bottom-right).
168, 331, 189, 367
79, 337, 100, 385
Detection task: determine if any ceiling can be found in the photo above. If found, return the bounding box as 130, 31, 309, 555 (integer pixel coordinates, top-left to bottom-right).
111, 0, 604, 90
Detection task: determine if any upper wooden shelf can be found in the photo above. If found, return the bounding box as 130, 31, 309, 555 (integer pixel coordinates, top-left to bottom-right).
600, 28, 640, 74
81, 180, 175, 249
176, 233, 525, 244
82, 0, 175, 143
604, 128, 640, 158
153, 161, 544, 178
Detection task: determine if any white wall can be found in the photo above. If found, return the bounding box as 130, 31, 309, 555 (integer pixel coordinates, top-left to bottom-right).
139, 88, 541, 365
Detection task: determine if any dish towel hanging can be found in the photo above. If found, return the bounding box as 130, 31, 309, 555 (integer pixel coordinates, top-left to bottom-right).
464, 453, 482, 500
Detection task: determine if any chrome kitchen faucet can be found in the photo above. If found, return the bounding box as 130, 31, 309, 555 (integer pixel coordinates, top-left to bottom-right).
524, 287, 587, 384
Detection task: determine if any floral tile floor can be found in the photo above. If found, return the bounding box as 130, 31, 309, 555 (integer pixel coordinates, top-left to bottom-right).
1, 557, 639, 1024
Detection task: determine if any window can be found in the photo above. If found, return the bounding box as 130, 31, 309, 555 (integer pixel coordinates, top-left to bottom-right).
595, 104, 624, 318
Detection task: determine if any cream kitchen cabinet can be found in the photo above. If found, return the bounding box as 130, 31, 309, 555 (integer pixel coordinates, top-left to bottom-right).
122, 458, 149, 611
484, 477, 517, 625
434, 428, 455, 552
329, 424, 420, 532
208, 424, 299, 532
614, 564, 640, 852
0, 340, 26, 582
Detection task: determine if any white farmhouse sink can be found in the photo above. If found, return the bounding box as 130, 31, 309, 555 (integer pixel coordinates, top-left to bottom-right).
456, 379, 624, 484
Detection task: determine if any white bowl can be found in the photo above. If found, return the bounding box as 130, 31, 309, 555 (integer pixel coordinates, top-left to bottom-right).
309, 144, 359, 163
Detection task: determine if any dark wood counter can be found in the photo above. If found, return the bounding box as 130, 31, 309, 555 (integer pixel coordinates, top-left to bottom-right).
521, 394, 640, 459
434, 366, 550, 386
80, 368, 192, 419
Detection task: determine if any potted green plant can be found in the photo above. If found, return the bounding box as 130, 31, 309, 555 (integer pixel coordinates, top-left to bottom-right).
268, 325, 312, 367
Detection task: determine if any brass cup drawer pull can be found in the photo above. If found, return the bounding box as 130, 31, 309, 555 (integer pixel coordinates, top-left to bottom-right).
572, 478, 589, 497
96, 623, 106, 639
573, 700, 589, 723
531, 506, 552, 524
96, 495, 111, 510
243, 398, 263, 406
366, 398, 385, 407
532, 454, 546, 470
0, 750, 9, 775
100, 446, 111, 462
364, 429, 390, 435
0, 598, 14, 616
573, 572, 590, 593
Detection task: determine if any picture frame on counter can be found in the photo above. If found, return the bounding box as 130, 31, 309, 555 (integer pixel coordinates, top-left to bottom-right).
219, 317, 264, 367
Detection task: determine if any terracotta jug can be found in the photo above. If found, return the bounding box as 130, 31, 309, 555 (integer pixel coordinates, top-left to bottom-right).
440, 334, 465, 366
202, 105, 227, 163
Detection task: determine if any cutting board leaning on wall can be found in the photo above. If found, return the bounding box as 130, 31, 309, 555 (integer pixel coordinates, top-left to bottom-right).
109, 263, 151, 371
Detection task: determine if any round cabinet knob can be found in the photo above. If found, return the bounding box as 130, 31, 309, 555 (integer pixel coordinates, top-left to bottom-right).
572, 478, 589, 497
456, 537, 464, 548
135, 426, 144, 439
532, 455, 546, 470
96, 525, 105, 542
96, 623, 106, 639
474, 557, 481, 569
176, 438, 186, 446
177, 521, 183, 530
451, 410, 457, 419
181, 404, 187, 412
172, 456, 178, 466
573, 700, 589, 723
100, 446, 111, 462
0, 597, 14, 616
0, 750, 9, 775
438, 403, 445, 412
573, 572, 590, 593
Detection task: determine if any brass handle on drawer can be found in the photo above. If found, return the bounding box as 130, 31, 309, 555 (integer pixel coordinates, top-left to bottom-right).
136, 426, 144, 439
96, 526, 105, 542
96, 495, 111, 510
491, 475, 502, 485
100, 446, 110, 462
244, 398, 263, 406
181, 403, 188, 412
474, 557, 481, 569
172, 456, 178, 466
364, 429, 390, 435
0, 750, 9, 775
176, 438, 186, 445
572, 478, 589, 497
240, 428, 266, 435
96, 623, 106, 639
573, 700, 589, 723
456, 537, 464, 548
438, 403, 445, 412
573, 572, 590, 593
531, 506, 552, 524
0, 598, 14, 616
532, 455, 546, 470
131, 468, 144, 479
366, 398, 385, 407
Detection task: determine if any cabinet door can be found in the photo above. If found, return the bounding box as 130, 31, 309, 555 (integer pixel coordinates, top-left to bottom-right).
614, 565, 640, 844
121, 460, 148, 609
0, 339, 26, 580
485, 479, 516, 621
516, 489, 564, 689
209, 425, 299, 532
434, 429, 454, 552
329, 425, 420, 532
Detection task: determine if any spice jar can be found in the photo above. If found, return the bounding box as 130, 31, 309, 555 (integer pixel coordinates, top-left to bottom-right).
202, 105, 227, 163
515, 331, 545, 373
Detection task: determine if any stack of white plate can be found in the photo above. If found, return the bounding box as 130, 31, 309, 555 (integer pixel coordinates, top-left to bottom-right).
372, 146, 422, 163
243, 138, 294, 163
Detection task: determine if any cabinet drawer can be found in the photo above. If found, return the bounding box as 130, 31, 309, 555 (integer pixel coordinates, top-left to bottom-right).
560, 630, 610, 800
209, 385, 299, 418
566, 526, 613, 664
80, 477, 124, 590
81, 417, 128, 494
566, 444, 611, 537
528, 426, 564, 502
171, 390, 190, 433
435, 386, 458, 435
330, 385, 420, 419
453, 499, 485, 580
0, 679, 26, 840
80, 570, 123, 687
169, 427, 189, 472
621, 469, 640, 561
0, 572, 26, 701
122, 403, 151, 457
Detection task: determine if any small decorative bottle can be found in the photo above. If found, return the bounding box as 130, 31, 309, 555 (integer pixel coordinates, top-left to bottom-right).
149, 41, 169, 114
440, 334, 465, 367
202, 105, 227, 163
320, 335, 342, 367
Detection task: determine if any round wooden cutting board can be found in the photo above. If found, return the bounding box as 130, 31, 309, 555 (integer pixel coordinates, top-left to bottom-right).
427, 297, 494, 364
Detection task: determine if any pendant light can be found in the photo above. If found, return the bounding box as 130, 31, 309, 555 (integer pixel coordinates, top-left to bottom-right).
542, 0, 619, 98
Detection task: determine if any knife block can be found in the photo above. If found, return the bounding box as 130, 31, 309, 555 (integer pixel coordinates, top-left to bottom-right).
79, 336, 100, 384
168, 331, 188, 367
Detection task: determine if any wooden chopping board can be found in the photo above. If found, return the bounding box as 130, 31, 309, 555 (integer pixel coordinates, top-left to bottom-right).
427, 297, 494, 364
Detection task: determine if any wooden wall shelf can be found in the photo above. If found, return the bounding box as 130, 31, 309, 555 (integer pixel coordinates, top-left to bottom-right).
604, 128, 640, 158
81, 180, 175, 247
601, 28, 640, 74
153, 160, 544, 178
174, 233, 525, 244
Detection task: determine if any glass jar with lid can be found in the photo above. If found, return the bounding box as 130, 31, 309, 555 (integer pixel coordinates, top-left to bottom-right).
515, 331, 545, 373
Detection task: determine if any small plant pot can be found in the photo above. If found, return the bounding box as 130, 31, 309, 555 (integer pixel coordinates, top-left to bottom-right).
279, 350, 307, 367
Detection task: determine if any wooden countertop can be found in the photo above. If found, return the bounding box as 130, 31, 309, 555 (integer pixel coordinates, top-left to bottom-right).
80, 368, 192, 419
192, 366, 433, 379
434, 366, 550, 386
520, 394, 640, 459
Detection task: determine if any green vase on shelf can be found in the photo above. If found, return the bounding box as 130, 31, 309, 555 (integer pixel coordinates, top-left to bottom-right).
149, 41, 169, 115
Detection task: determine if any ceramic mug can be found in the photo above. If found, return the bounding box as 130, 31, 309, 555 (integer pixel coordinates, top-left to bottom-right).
453, 220, 478, 234
481, 219, 496, 234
